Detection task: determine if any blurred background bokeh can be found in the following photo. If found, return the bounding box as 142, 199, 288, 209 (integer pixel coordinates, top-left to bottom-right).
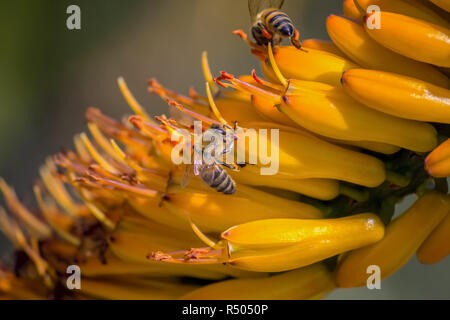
0, 0, 448, 299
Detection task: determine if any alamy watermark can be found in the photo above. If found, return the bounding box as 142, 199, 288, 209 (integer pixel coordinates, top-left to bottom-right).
366, 264, 381, 290
366, 5, 381, 30
66, 5, 81, 30
66, 265, 81, 289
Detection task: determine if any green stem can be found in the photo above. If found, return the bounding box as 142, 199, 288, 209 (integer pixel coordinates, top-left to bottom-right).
386, 170, 411, 187
339, 185, 369, 202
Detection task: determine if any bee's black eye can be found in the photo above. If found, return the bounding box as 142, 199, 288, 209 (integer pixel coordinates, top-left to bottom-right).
251, 26, 262, 35
279, 24, 294, 36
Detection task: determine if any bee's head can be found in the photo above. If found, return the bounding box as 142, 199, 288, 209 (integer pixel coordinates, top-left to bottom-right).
279, 24, 294, 37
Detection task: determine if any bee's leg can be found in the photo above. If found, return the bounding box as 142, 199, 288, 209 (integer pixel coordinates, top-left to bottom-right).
291, 29, 308, 52
222, 142, 234, 155
219, 161, 236, 170
232, 29, 262, 50
213, 157, 235, 170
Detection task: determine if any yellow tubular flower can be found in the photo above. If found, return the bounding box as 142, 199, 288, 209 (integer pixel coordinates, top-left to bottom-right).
364, 11, 450, 67
343, 0, 363, 20
335, 191, 450, 288
249, 88, 301, 126
341, 68, 450, 123
425, 138, 450, 177
417, 209, 450, 264
241, 118, 400, 155
355, 0, 450, 27
258, 46, 359, 87
279, 79, 438, 152
325, 138, 400, 155
150, 214, 384, 273
223, 214, 384, 272
181, 264, 335, 300
302, 39, 346, 57
326, 14, 449, 87
228, 166, 340, 201
417, 200, 450, 264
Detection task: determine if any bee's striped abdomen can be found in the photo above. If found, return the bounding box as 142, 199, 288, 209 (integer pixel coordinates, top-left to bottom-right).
201, 165, 236, 195
262, 9, 294, 37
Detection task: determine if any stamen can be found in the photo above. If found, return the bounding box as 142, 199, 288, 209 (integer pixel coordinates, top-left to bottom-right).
0, 178, 51, 239
149, 251, 173, 262
268, 43, 288, 87
166, 100, 221, 126
232, 29, 261, 50
87, 172, 158, 198
109, 139, 144, 174
88, 164, 122, 182
0, 206, 54, 287
216, 71, 281, 105
83, 201, 115, 231
188, 87, 207, 102
0, 207, 17, 244
206, 82, 230, 127
39, 164, 79, 217
251, 69, 284, 91
85, 108, 147, 146
189, 218, 220, 249
153, 114, 187, 140
148, 78, 210, 115
33, 186, 81, 246
201, 51, 219, 95
184, 247, 219, 260
73, 134, 92, 163
88, 123, 127, 165
53, 153, 89, 176
148, 249, 222, 265
117, 77, 155, 124
80, 133, 120, 175
128, 115, 167, 141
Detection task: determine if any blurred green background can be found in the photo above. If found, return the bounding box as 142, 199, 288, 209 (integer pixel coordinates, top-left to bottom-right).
0, 0, 448, 299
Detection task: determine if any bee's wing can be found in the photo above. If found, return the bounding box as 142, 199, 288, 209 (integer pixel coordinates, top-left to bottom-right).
180, 164, 194, 188
248, 0, 285, 23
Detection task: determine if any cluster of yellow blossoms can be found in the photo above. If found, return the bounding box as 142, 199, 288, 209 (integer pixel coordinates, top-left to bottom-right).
0, 0, 449, 299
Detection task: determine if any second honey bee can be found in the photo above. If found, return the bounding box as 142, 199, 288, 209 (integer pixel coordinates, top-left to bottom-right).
248, 0, 303, 49
182, 124, 237, 195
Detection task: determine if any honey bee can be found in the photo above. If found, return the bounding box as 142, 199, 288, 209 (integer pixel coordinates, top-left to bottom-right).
181, 124, 237, 195
248, 0, 303, 49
